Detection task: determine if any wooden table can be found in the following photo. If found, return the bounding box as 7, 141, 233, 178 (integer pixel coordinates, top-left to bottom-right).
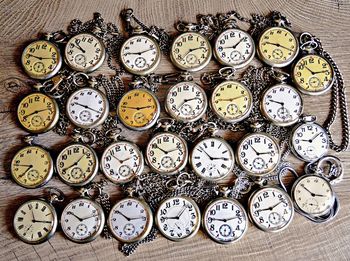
0, 0, 349, 260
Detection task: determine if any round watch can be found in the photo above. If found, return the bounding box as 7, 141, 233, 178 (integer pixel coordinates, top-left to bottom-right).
290, 121, 329, 162
21, 40, 62, 80
120, 34, 161, 75
117, 88, 160, 131
101, 140, 144, 184
257, 26, 299, 67
165, 81, 207, 123
292, 54, 334, 95
261, 84, 303, 126
66, 87, 109, 129
61, 198, 105, 243
56, 143, 98, 186
145, 132, 188, 175
236, 132, 280, 176
108, 197, 153, 243
17, 93, 60, 134
64, 33, 105, 73
214, 28, 255, 68
210, 80, 253, 123
156, 196, 201, 241
203, 197, 248, 244
189, 137, 235, 181
248, 186, 294, 232
11, 145, 53, 189
170, 32, 212, 72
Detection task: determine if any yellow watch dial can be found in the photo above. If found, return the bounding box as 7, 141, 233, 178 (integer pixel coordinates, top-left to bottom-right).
21, 40, 62, 79
258, 27, 298, 67
11, 146, 53, 188
211, 81, 252, 123
17, 93, 59, 133
117, 89, 160, 130
293, 54, 334, 95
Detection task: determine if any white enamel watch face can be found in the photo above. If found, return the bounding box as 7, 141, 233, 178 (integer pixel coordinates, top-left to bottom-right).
292, 175, 334, 216
101, 141, 144, 184
190, 137, 235, 181
290, 122, 329, 162
170, 32, 212, 72
249, 187, 294, 232
61, 198, 105, 243
237, 133, 280, 176
165, 82, 207, 122
108, 198, 153, 243
261, 84, 303, 126
203, 198, 248, 244
146, 132, 188, 175
13, 199, 57, 244
156, 196, 200, 241
214, 28, 255, 68
66, 87, 109, 129
65, 33, 105, 72
120, 35, 161, 75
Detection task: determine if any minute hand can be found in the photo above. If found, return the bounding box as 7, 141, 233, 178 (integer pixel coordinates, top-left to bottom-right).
265, 42, 293, 52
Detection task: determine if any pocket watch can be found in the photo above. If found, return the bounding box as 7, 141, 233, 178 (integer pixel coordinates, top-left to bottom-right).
214, 28, 255, 68
66, 87, 109, 129
117, 88, 160, 131
11, 137, 53, 189
290, 120, 329, 162
17, 92, 60, 133
165, 81, 207, 123
156, 196, 201, 241
236, 132, 280, 176
64, 33, 105, 73
56, 142, 98, 186
13, 188, 64, 244
248, 186, 294, 232
261, 83, 303, 126
21, 38, 62, 80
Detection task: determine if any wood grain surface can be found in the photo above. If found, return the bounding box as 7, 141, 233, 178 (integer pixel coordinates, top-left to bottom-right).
0, 0, 350, 260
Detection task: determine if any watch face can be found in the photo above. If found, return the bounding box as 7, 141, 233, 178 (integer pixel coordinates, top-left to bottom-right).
165, 82, 207, 122
156, 196, 200, 241
117, 89, 160, 130
258, 27, 299, 67
17, 93, 59, 133
120, 35, 161, 75
214, 28, 255, 68
66, 87, 109, 129
261, 84, 303, 126
237, 133, 280, 176
146, 132, 188, 175
108, 198, 153, 243
21, 40, 62, 79
14, 199, 57, 244
293, 54, 334, 95
61, 198, 105, 243
190, 137, 235, 181
203, 198, 248, 244
210, 81, 253, 123
290, 122, 329, 162
64, 33, 105, 72
11, 146, 53, 188
292, 175, 334, 216
56, 144, 98, 186
170, 32, 212, 72
101, 141, 144, 184
249, 187, 294, 232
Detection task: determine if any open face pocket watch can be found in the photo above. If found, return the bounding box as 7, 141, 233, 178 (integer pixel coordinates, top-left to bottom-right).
13, 188, 64, 244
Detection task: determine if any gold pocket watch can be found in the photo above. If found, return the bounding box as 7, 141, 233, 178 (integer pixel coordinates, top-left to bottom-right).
17, 92, 60, 133
64, 33, 105, 73
13, 188, 64, 244
11, 136, 53, 189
